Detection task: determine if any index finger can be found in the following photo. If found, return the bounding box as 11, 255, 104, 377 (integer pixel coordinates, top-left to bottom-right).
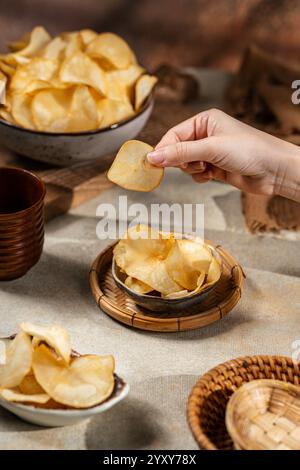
155, 112, 209, 149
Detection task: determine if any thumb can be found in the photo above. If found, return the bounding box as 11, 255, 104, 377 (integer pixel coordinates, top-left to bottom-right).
147, 137, 218, 167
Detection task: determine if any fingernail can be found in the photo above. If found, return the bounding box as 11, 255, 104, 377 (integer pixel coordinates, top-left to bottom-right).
147, 151, 164, 165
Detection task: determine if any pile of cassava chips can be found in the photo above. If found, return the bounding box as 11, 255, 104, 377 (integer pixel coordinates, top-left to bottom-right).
113, 225, 221, 298
0, 26, 157, 132
0, 323, 115, 409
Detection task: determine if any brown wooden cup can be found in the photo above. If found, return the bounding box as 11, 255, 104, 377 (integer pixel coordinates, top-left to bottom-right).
0, 167, 46, 281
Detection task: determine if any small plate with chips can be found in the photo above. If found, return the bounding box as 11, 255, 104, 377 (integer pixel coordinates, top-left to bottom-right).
0, 27, 157, 166
0, 323, 129, 427
112, 225, 222, 313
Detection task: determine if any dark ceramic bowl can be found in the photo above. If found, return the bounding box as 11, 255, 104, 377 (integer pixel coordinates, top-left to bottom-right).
0, 167, 45, 281
0, 96, 153, 167
112, 244, 222, 314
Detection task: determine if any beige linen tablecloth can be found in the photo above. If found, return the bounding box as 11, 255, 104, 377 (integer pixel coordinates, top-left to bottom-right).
0, 70, 299, 450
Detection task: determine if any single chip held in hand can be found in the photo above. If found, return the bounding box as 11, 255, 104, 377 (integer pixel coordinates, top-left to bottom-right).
107, 140, 164, 192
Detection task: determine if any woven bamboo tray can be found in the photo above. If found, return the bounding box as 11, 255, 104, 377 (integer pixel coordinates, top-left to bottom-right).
187, 355, 300, 450
89, 240, 244, 333
226, 379, 300, 450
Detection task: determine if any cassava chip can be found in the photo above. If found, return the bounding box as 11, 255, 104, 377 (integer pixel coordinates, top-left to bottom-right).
0, 332, 32, 388
125, 276, 153, 294
106, 64, 145, 102
0, 388, 50, 404
165, 239, 212, 290
0, 72, 6, 105
80, 29, 97, 46
32, 85, 99, 132
10, 58, 58, 92
108, 140, 164, 192
205, 256, 221, 286
20, 322, 71, 363
86, 32, 136, 70
31, 87, 72, 131
13, 26, 51, 57
40, 37, 66, 60
0, 60, 15, 77
114, 226, 181, 296
32, 345, 115, 408
0, 108, 15, 124
97, 98, 134, 128
125, 224, 173, 257
60, 51, 107, 95
11, 93, 35, 129
135, 74, 157, 111
19, 373, 45, 395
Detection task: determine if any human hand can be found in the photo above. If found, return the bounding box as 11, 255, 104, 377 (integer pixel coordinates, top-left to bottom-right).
147, 109, 300, 202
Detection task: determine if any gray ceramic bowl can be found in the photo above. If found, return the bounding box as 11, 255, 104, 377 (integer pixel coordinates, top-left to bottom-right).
112, 244, 222, 314
0, 97, 153, 167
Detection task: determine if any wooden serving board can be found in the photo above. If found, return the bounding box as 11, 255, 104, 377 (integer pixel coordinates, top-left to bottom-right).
0, 101, 196, 222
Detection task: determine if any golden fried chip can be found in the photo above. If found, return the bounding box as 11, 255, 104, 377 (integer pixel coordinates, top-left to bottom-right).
97, 98, 133, 128
10, 58, 58, 92
11, 93, 35, 129
13, 26, 51, 57
135, 74, 157, 111
125, 276, 153, 294
115, 249, 182, 296
0, 53, 30, 66
20, 322, 71, 363
106, 64, 145, 102
0, 72, 6, 105
165, 239, 212, 290
31, 87, 73, 132
205, 256, 222, 286
60, 51, 107, 95
114, 226, 181, 296
80, 29, 97, 46
0, 108, 15, 124
86, 32, 136, 70
0, 388, 50, 404
163, 271, 206, 299
0, 60, 15, 77
125, 224, 173, 258
33, 345, 115, 409
19, 373, 45, 395
0, 332, 32, 388
107, 140, 164, 192
63, 33, 84, 58
40, 36, 66, 60
69, 85, 99, 131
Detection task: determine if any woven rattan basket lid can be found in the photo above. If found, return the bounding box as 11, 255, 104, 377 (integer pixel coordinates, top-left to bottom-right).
226, 379, 300, 450
89, 240, 244, 333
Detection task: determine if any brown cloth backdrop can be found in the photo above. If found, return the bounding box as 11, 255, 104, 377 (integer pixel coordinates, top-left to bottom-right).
1, 0, 300, 71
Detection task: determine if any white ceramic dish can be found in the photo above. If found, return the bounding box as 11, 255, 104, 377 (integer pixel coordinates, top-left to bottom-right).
0, 97, 153, 167
0, 375, 129, 427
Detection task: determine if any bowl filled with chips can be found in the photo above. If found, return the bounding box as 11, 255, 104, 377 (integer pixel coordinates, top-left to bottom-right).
0, 27, 157, 167
112, 225, 222, 313
0, 323, 129, 426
